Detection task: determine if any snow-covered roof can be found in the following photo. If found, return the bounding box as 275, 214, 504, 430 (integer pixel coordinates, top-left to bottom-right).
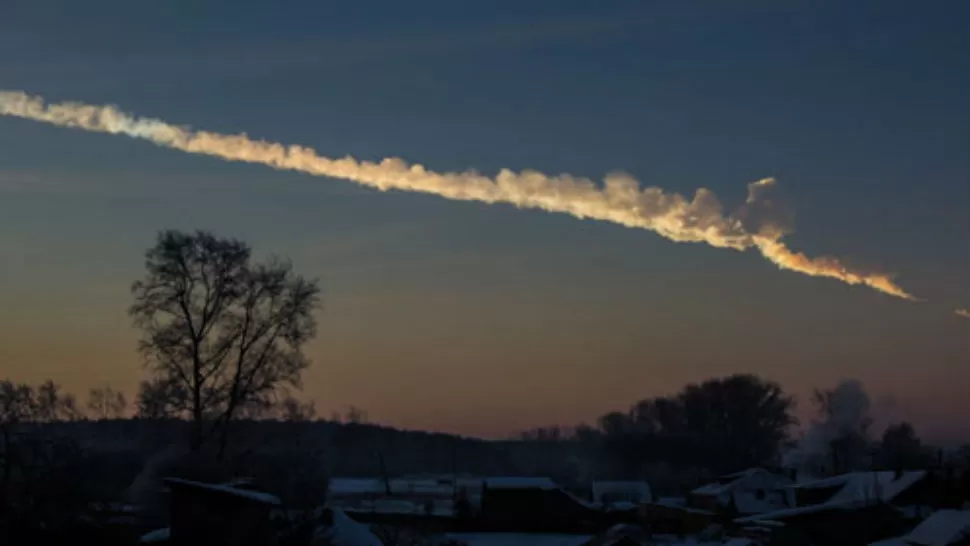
314, 508, 382, 546
692, 482, 736, 496
735, 503, 844, 523
650, 497, 717, 516
329, 478, 388, 495
882, 471, 929, 502
692, 468, 779, 496
902, 509, 970, 546
222, 477, 256, 489
139, 527, 170, 543
483, 477, 559, 490
795, 471, 927, 505
735, 471, 929, 524
163, 477, 281, 505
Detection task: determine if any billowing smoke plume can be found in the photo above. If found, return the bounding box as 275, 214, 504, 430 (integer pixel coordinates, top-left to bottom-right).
956, 308, 970, 319
0, 90, 915, 300
783, 379, 873, 478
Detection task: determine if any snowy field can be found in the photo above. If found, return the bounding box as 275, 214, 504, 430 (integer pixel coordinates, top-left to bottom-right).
439, 534, 591, 546
436, 534, 751, 546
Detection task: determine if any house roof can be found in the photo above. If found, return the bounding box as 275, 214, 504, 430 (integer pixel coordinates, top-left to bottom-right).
904, 509, 970, 546
795, 471, 927, 505
735, 471, 929, 524
163, 477, 281, 506
482, 477, 559, 490
691, 468, 777, 496
314, 508, 382, 546
328, 478, 388, 495
139, 527, 170, 543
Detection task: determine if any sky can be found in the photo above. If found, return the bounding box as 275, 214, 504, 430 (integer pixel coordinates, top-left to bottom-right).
1, 1, 968, 442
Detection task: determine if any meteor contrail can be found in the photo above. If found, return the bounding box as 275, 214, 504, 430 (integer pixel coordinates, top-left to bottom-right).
0, 90, 915, 301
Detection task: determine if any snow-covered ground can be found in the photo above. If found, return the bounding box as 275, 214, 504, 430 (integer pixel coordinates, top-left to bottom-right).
436, 533, 752, 545
314, 508, 382, 546
139, 527, 170, 543
438, 533, 591, 546
337, 497, 456, 517
869, 509, 970, 546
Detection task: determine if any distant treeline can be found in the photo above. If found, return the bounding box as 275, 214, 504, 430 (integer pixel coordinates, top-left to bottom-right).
19, 418, 587, 491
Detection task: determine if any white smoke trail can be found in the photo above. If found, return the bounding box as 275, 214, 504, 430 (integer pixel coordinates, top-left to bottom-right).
0, 90, 915, 300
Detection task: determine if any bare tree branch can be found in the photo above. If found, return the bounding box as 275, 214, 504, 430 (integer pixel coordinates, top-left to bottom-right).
130, 230, 321, 453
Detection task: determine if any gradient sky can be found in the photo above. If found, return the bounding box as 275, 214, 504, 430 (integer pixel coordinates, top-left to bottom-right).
1, 1, 968, 442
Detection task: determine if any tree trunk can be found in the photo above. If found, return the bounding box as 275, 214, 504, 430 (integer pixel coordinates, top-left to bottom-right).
191, 383, 203, 452
216, 417, 231, 461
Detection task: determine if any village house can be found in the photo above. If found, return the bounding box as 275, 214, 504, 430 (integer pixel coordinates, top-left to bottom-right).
688, 468, 793, 516
140, 477, 281, 546
734, 471, 933, 545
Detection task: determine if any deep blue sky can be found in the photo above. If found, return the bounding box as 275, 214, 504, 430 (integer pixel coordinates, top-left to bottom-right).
1, 1, 968, 440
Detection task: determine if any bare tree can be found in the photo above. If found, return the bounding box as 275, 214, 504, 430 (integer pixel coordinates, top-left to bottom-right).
344, 405, 367, 424
87, 385, 127, 420
876, 421, 929, 470
129, 230, 321, 453
1, 380, 36, 487
1, 379, 84, 522
34, 381, 82, 422
135, 378, 185, 419
598, 374, 796, 474
278, 396, 317, 422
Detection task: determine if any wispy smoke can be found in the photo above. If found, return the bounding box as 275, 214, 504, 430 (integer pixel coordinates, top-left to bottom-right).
783, 379, 873, 475
956, 308, 970, 319
0, 90, 915, 300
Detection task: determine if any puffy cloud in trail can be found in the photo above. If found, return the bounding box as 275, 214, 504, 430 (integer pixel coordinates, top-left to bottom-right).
0, 90, 916, 302
732, 177, 796, 240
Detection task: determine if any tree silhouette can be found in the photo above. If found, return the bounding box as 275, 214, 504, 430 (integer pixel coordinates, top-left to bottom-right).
87, 385, 127, 420
135, 378, 186, 419
679, 374, 796, 471
1, 380, 37, 490
0, 379, 84, 531
129, 230, 321, 453
598, 374, 796, 474
35, 381, 82, 422
876, 421, 927, 470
